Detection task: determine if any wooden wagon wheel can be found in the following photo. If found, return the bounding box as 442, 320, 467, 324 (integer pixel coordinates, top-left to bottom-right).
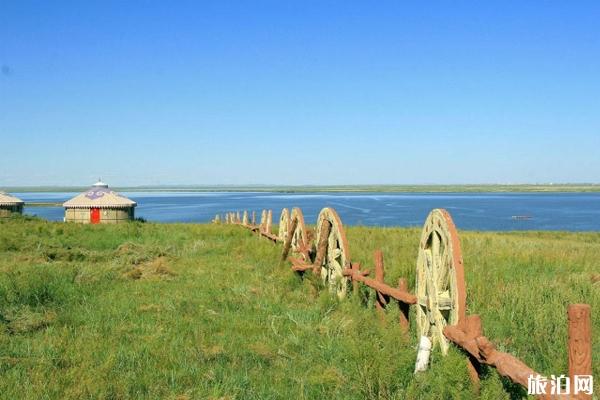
315, 208, 351, 298
278, 208, 290, 243
260, 210, 267, 231
282, 207, 310, 261
416, 209, 466, 355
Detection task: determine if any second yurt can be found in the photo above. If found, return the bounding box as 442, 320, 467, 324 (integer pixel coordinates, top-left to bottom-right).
0, 192, 24, 217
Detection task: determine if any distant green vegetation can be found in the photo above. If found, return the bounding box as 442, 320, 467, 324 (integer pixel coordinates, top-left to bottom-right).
23, 202, 62, 207
5, 183, 600, 193
0, 216, 598, 399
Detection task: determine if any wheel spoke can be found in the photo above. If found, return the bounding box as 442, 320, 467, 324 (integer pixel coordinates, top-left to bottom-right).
433, 308, 448, 332
436, 243, 449, 290
425, 251, 435, 290
330, 258, 343, 277
320, 266, 328, 281
425, 249, 433, 270
437, 291, 452, 310
331, 248, 342, 260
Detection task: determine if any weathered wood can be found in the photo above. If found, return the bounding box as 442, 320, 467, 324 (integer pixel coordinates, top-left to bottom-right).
281, 217, 298, 261
568, 304, 592, 400
290, 258, 314, 272
288, 208, 309, 261
260, 231, 279, 243
278, 208, 290, 243
374, 250, 387, 321
464, 315, 482, 337
350, 262, 360, 295
398, 278, 410, 332
343, 266, 417, 304
444, 321, 541, 391
478, 336, 540, 389
242, 210, 248, 225
463, 315, 482, 393
443, 325, 481, 360
313, 220, 332, 268
266, 210, 273, 234
260, 210, 267, 232
466, 353, 481, 393
315, 208, 351, 298
416, 208, 466, 355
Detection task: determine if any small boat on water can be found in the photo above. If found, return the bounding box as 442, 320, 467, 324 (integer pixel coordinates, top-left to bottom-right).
511, 215, 533, 220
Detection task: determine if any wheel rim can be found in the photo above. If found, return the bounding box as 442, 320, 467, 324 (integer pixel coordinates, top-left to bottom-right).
279, 208, 290, 242
416, 209, 466, 355
315, 208, 351, 298
289, 207, 308, 260
260, 210, 267, 230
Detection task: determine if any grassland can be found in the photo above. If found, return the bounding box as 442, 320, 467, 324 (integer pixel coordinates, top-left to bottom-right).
0, 216, 598, 399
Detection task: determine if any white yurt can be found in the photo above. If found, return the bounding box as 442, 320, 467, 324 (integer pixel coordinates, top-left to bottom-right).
63, 180, 136, 224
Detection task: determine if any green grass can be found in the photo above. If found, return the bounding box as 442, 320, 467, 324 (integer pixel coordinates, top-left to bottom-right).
23, 202, 63, 207
0, 216, 598, 399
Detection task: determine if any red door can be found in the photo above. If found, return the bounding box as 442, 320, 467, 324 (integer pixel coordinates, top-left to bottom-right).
90, 208, 100, 224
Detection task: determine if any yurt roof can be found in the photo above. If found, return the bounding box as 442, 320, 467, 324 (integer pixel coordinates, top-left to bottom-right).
0, 192, 24, 206
63, 181, 136, 209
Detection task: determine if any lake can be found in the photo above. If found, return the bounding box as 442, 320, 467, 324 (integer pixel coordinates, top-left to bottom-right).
14, 191, 600, 231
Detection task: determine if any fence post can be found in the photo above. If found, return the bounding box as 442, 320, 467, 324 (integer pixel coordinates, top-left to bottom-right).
266, 210, 272, 234
568, 304, 592, 400
374, 250, 387, 322
260, 210, 267, 232
350, 262, 360, 295
398, 278, 410, 332
464, 315, 482, 393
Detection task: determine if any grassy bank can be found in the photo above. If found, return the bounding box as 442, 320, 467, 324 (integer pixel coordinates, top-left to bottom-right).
0, 216, 598, 399
24, 202, 63, 207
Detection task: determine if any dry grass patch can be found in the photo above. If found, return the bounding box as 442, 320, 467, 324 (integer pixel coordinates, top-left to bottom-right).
124, 256, 177, 280
2, 307, 57, 335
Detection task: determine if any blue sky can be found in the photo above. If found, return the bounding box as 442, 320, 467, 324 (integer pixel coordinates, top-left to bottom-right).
1, 1, 599, 186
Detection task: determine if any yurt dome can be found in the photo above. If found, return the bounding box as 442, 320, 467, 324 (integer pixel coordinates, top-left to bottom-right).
92, 180, 109, 188
63, 180, 136, 224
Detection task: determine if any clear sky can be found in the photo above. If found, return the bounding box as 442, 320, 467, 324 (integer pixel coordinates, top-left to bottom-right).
1, 1, 599, 186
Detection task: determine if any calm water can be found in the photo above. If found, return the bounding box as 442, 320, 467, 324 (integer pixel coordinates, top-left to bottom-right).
14, 191, 600, 231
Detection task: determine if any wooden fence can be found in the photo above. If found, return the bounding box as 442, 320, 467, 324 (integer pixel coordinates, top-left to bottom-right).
215, 207, 593, 399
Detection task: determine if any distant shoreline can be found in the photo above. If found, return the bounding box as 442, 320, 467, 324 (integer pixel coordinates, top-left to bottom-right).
6, 184, 600, 193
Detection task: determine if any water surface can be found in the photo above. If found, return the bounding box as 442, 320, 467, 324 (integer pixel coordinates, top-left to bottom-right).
15, 191, 600, 231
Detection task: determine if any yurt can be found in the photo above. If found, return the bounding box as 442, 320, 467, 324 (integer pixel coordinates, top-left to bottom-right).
63, 180, 136, 224
0, 192, 24, 217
